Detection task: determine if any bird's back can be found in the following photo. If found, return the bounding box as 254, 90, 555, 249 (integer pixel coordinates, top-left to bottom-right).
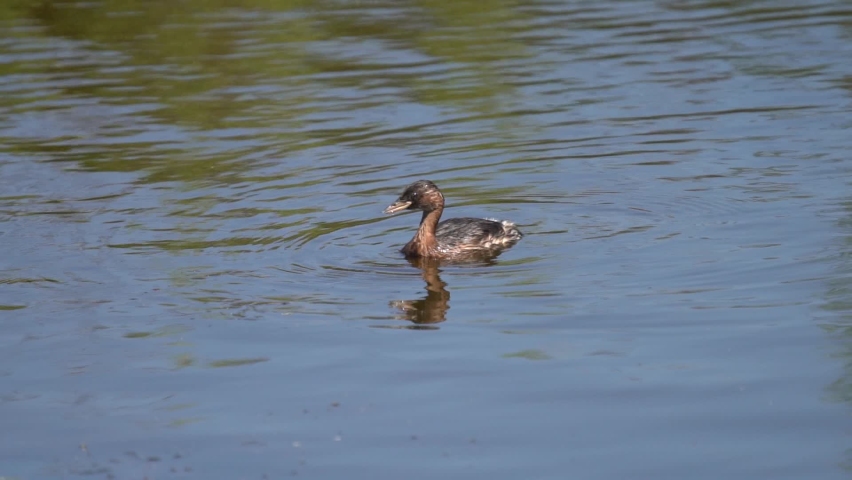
435, 217, 522, 253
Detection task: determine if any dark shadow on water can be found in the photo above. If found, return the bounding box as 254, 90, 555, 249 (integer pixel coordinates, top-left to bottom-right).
390, 257, 450, 327
385, 254, 499, 330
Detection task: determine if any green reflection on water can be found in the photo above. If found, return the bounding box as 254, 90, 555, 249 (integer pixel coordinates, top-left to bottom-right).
123, 325, 191, 338
168, 417, 205, 427
208, 357, 268, 368
502, 349, 551, 360
0, 0, 529, 184
173, 353, 195, 369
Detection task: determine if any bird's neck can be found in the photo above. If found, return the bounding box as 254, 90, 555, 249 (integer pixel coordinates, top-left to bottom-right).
408, 206, 443, 255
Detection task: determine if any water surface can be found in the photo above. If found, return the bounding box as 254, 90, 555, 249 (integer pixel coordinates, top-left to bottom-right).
2, 1, 852, 478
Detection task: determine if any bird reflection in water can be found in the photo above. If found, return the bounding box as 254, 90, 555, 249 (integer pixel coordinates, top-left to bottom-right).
389, 255, 496, 329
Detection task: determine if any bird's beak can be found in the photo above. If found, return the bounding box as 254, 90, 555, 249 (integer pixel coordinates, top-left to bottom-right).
384, 200, 412, 214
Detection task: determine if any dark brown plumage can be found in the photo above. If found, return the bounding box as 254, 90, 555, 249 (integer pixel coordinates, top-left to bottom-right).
384, 180, 522, 259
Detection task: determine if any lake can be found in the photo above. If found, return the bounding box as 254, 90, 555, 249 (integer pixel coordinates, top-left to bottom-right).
2, 1, 852, 478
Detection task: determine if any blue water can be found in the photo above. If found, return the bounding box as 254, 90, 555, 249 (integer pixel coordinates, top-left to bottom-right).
2, 1, 852, 478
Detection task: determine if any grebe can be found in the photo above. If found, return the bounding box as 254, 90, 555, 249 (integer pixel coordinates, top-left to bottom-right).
384, 180, 522, 258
